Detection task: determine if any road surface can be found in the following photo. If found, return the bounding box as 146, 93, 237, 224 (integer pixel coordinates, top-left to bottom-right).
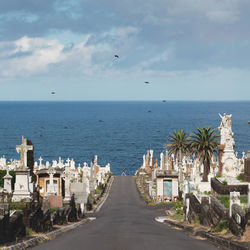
34, 176, 218, 250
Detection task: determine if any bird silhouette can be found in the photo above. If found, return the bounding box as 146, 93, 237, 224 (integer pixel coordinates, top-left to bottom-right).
114, 55, 119, 58
144, 81, 150, 84
51, 92, 55, 94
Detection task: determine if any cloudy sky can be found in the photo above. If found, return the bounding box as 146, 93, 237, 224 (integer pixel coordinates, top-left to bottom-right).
0, 0, 250, 101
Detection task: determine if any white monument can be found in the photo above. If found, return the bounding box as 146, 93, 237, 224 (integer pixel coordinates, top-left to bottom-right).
63, 164, 71, 202
219, 113, 242, 177
12, 136, 33, 201
45, 167, 57, 196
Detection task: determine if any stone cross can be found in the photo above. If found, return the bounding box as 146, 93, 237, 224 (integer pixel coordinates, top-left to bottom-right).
66, 158, 70, 166
46, 167, 56, 196
39, 156, 43, 166
16, 136, 33, 169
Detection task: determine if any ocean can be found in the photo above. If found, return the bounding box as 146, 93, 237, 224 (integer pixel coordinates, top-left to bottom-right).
0, 101, 249, 175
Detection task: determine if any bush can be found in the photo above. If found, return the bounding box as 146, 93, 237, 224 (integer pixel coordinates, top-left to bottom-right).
222, 180, 228, 185
174, 200, 183, 215
237, 174, 244, 182
214, 220, 228, 232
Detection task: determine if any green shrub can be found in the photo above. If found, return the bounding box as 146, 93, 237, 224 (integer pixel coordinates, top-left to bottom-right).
214, 220, 228, 232
237, 174, 244, 182
174, 200, 183, 215
203, 191, 211, 195
50, 207, 57, 213
222, 180, 228, 185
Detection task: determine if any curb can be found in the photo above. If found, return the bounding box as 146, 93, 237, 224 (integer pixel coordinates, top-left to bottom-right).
3, 218, 91, 250
86, 175, 114, 214
157, 217, 249, 250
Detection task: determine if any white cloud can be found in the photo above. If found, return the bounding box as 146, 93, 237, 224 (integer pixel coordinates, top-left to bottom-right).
0, 35, 100, 77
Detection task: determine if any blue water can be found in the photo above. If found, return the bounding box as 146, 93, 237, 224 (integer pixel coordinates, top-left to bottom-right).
0, 101, 249, 175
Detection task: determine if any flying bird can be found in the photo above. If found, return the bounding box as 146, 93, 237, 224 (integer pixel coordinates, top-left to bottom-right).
51, 92, 55, 95
114, 55, 119, 58
144, 81, 150, 84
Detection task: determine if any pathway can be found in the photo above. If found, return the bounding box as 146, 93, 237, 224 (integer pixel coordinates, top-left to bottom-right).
34, 176, 218, 250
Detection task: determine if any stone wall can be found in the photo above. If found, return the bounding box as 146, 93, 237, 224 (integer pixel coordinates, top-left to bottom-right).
211, 178, 248, 195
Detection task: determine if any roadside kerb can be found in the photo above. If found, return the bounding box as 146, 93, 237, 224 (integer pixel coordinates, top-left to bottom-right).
156, 217, 249, 250
2, 218, 91, 250
86, 175, 114, 214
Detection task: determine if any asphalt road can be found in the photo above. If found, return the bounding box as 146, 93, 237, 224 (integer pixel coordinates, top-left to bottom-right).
34, 176, 218, 250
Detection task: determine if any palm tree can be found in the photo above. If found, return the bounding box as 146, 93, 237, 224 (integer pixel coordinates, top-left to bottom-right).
190, 127, 219, 182
166, 129, 191, 179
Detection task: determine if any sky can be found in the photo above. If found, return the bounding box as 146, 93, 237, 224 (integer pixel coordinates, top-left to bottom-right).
0, 0, 250, 101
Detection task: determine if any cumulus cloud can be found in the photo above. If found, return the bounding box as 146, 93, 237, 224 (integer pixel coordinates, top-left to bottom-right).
0, 35, 100, 77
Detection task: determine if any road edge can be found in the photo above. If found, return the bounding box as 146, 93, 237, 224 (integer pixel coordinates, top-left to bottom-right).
155, 216, 250, 250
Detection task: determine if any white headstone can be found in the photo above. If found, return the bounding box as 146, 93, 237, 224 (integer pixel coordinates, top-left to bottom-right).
229, 191, 240, 217
4, 169, 12, 193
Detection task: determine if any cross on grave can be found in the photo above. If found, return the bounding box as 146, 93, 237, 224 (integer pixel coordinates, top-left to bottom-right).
66, 158, 70, 166
16, 136, 33, 169
38, 156, 43, 166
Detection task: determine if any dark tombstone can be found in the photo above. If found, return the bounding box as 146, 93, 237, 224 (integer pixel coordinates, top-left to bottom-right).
244, 151, 250, 182
9, 211, 26, 242
0, 204, 10, 244
68, 194, 78, 222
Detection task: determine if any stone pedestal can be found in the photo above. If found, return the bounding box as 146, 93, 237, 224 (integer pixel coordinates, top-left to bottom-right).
3, 171, 12, 193
12, 169, 32, 202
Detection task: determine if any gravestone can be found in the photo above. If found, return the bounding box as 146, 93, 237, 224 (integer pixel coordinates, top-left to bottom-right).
48, 195, 63, 208
45, 167, 57, 196
63, 165, 71, 202
12, 137, 33, 202
3, 169, 12, 193
230, 191, 240, 217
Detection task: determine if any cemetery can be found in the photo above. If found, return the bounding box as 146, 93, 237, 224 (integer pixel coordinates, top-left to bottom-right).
0, 137, 112, 246
136, 113, 250, 242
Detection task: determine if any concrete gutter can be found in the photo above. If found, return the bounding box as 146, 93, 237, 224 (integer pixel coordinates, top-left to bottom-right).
155, 216, 249, 250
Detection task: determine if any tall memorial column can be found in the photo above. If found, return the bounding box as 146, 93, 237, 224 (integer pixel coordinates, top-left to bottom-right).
12, 136, 33, 202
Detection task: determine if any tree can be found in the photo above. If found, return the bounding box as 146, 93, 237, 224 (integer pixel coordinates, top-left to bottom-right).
190, 127, 219, 182
166, 129, 190, 161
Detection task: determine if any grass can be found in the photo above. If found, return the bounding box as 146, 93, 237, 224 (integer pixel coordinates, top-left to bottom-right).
214, 220, 228, 232
171, 214, 183, 221
95, 187, 102, 195
195, 217, 200, 225
9, 202, 26, 211
218, 196, 248, 209
26, 227, 34, 236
